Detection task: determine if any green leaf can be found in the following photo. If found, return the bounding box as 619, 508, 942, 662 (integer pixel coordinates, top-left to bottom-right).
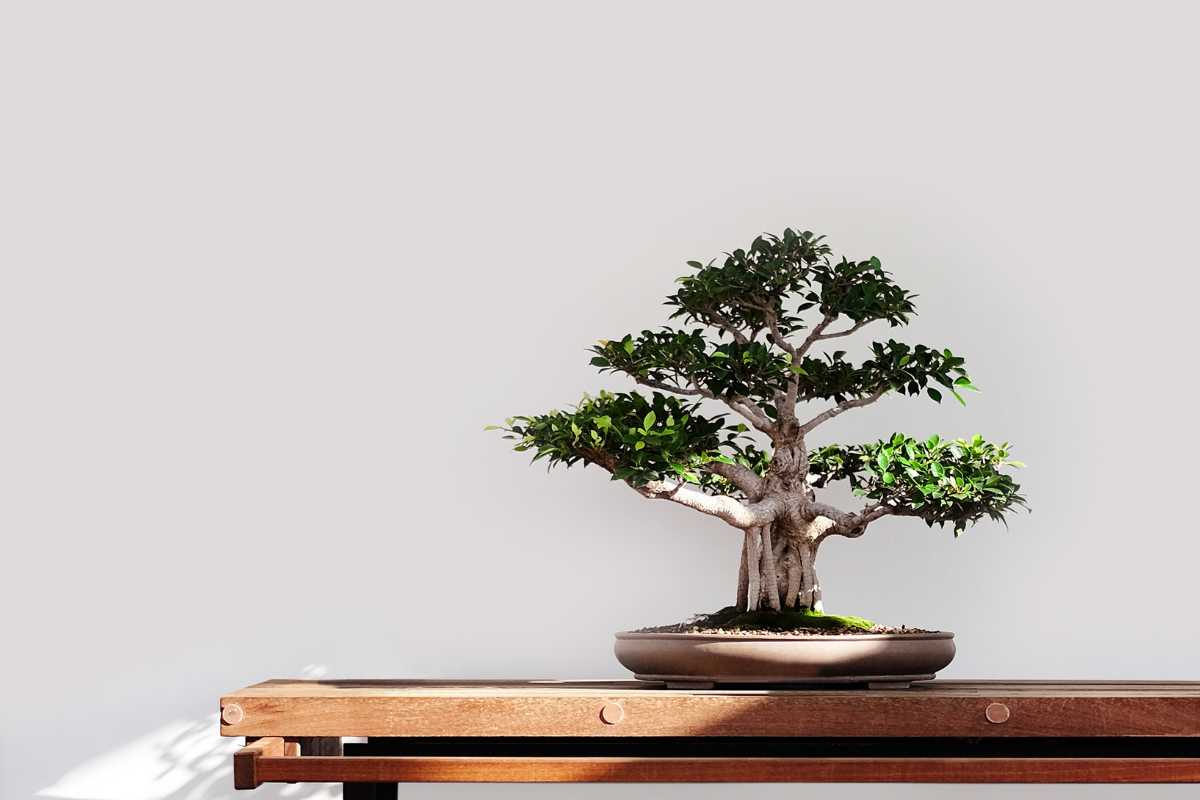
927, 387, 942, 403
643, 411, 657, 429
483, 424, 502, 431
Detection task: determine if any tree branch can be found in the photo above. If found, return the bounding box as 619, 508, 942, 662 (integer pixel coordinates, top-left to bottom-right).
625, 374, 774, 435
631, 376, 705, 397
806, 501, 894, 542
762, 311, 880, 428
703, 309, 751, 345
761, 307, 797, 357
815, 318, 875, 342
702, 461, 764, 497
794, 313, 836, 359
755, 305, 801, 425
637, 480, 782, 529
725, 396, 775, 433
798, 388, 888, 434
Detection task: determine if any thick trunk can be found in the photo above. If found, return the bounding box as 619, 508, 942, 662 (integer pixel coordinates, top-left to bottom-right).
773, 534, 790, 605
759, 524, 782, 612
733, 514, 834, 613
743, 528, 762, 612
784, 548, 802, 608
793, 541, 822, 612
731, 498, 839, 616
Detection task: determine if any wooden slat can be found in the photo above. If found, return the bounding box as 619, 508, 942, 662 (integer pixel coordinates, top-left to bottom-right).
253, 755, 1200, 783
219, 680, 1200, 738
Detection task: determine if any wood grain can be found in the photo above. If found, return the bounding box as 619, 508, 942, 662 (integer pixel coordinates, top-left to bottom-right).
219, 680, 1200, 738
252, 755, 1200, 783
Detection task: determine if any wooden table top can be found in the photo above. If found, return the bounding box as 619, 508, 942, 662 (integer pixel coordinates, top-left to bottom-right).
220, 680, 1200, 739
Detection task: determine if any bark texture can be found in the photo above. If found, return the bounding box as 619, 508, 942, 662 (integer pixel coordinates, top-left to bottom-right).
744, 529, 763, 612
759, 524, 782, 612
610, 305, 901, 615
733, 515, 836, 611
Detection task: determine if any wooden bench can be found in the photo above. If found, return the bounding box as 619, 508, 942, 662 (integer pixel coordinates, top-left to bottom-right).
219, 679, 1200, 793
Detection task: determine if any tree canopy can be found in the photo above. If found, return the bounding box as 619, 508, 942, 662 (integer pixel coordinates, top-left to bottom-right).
497, 228, 1025, 540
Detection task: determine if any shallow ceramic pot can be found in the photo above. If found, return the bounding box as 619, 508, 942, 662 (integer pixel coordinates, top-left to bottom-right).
614, 630, 955, 688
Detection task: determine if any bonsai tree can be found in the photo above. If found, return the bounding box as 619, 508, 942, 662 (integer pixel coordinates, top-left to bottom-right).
496, 229, 1025, 626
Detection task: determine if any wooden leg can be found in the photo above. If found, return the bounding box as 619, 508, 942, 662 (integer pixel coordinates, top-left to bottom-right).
297, 737, 342, 756
344, 783, 397, 799
343, 741, 397, 798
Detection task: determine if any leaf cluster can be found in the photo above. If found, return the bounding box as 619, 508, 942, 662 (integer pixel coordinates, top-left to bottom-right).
590, 329, 790, 407
591, 329, 975, 409
666, 228, 915, 337
808, 434, 1026, 534
857, 340, 975, 405
497, 391, 761, 493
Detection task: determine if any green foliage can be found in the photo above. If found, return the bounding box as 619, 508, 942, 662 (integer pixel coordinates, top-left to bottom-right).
666, 228, 915, 337
692, 605, 877, 632
496, 226, 1027, 541
861, 340, 976, 405
498, 391, 764, 493
590, 329, 790, 410
590, 330, 973, 408
808, 434, 1026, 534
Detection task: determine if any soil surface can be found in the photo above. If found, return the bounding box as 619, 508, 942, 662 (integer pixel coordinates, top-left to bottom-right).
636, 606, 936, 636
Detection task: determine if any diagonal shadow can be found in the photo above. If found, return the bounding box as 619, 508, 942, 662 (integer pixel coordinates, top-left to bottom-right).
36, 667, 336, 800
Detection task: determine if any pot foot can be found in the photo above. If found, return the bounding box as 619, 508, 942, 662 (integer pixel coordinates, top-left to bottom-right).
664, 680, 716, 689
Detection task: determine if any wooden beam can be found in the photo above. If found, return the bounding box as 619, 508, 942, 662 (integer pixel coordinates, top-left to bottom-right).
251, 755, 1200, 784
219, 680, 1200, 739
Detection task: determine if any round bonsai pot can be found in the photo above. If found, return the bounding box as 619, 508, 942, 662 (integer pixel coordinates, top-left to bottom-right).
614, 630, 955, 687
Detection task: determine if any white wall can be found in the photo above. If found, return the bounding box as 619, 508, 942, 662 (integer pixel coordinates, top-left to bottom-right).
3, 2, 1198, 798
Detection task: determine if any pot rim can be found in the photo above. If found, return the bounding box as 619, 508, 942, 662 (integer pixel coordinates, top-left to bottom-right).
615, 630, 954, 643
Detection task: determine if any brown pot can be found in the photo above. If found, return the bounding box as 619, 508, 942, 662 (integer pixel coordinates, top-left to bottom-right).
614, 630, 955, 688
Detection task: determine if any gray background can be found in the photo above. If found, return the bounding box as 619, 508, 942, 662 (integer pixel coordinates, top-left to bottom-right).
2, 1, 1197, 798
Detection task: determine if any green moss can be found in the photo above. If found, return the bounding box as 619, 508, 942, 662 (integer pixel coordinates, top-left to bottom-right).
694, 605, 876, 632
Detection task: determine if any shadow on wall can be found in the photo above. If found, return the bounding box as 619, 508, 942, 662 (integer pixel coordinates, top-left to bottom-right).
37, 666, 335, 800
